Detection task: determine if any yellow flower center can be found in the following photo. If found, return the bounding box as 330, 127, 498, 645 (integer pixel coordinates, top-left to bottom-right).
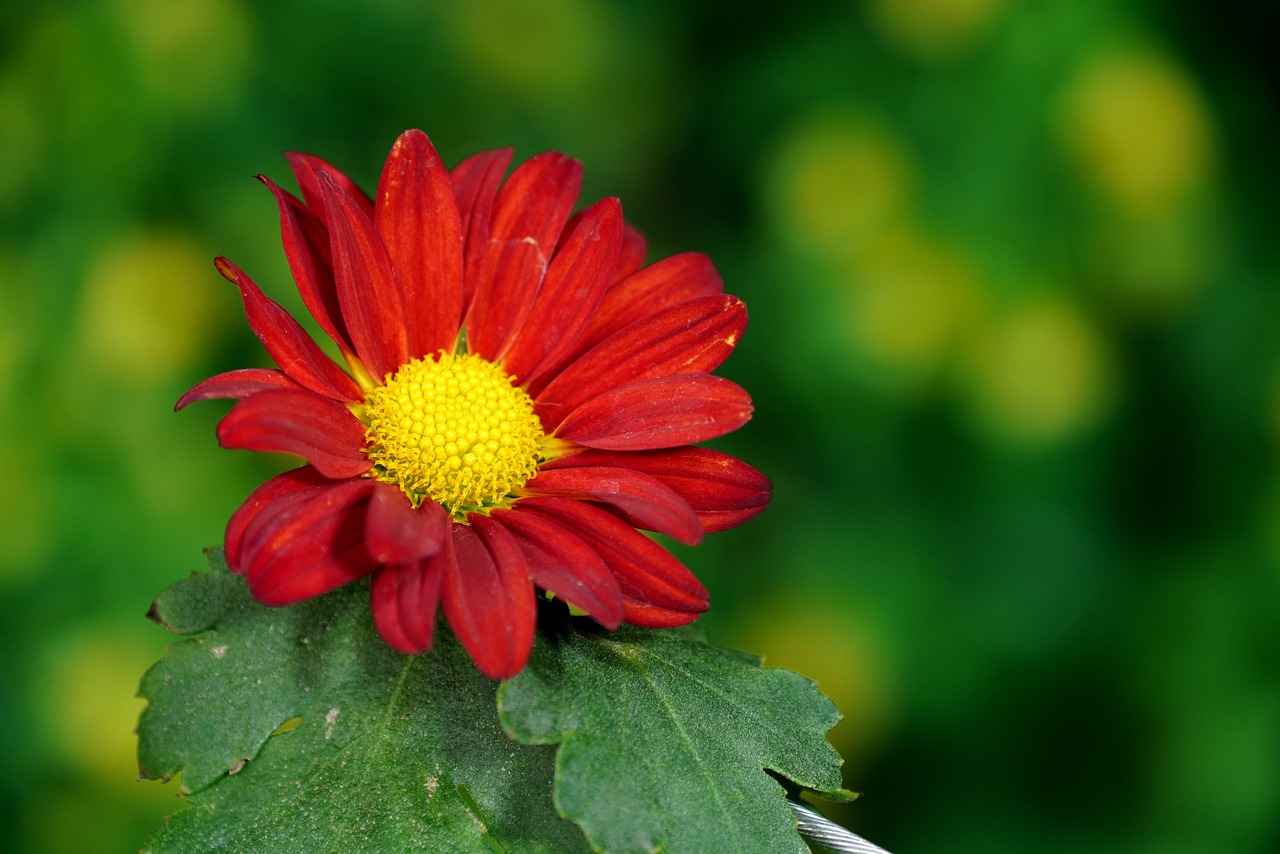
364, 353, 544, 520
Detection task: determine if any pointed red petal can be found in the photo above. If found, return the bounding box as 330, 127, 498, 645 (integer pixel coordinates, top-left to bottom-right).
214, 257, 363, 402
370, 559, 443, 654
217, 388, 372, 478
535, 294, 746, 427
518, 497, 708, 614
466, 152, 583, 361
522, 464, 702, 545
442, 520, 535, 679
285, 151, 375, 221
450, 148, 514, 315
225, 466, 332, 573
319, 172, 408, 382
543, 447, 772, 533
555, 374, 753, 451
502, 197, 623, 386
257, 175, 352, 353
490, 506, 624, 628
375, 130, 464, 358
364, 482, 448, 565
176, 368, 301, 411
240, 478, 379, 605
570, 252, 724, 361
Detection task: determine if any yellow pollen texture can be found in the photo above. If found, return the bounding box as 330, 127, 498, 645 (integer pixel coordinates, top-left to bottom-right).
364, 353, 544, 519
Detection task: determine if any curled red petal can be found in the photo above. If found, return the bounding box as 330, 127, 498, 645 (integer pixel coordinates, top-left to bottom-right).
225, 466, 332, 573
214, 257, 363, 402
466, 151, 583, 361
543, 447, 771, 533
502, 197, 623, 386
176, 368, 301, 411
364, 482, 448, 565
535, 294, 746, 426
490, 506, 624, 628
442, 520, 536, 679
375, 130, 464, 358
571, 252, 724, 362
319, 171, 408, 383
371, 559, 443, 654
285, 150, 375, 221
555, 374, 753, 451
257, 175, 352, 353
518, 497, 708, 615
216, 388, 372, 478
522, 464, 702, 545
449, 147, 514, 315
240, 478, 378, 606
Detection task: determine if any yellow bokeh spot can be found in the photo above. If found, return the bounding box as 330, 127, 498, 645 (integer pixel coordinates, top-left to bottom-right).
441, 0, 608, 101
107, 0, 251, 111
845, 229, 982, 372
39, 626, 164, 786
365, 353, 544, 519
74, 232, 224, 387
1061, 47, 1217, 221
867, 0, 1008, 60
768, 111, 916, 260
738, 594, 896, 763
964, 296, 1113, 445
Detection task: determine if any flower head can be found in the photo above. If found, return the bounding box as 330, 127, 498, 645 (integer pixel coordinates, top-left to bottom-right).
180, 130, 770, 678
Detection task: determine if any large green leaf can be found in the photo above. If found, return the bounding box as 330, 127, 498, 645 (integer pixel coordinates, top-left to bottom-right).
137, 551, 587, 853
137, 551, 850, 853
499, 622, 853, 854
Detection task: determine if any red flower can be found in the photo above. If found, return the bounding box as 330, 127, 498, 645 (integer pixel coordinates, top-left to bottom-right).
179, 130, 769, 678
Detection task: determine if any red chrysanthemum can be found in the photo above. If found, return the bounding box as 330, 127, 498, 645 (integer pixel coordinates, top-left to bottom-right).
179, 129, 770, 678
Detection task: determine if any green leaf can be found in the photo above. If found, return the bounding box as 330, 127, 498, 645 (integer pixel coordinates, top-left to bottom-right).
498, 622, 853, 854
137, 551, 587, 853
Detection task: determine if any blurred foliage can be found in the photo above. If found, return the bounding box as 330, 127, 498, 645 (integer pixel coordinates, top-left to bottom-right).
2, 0, 1278, 851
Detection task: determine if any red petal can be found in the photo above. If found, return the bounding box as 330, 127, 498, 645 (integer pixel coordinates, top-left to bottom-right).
466, 151, 583, 361
319, 171, 408, 383
555, 374, 753, 451
543, 447, 771, 533
225, 467, 332, 573
257, 175, 352, 353
615, 223, 648, 282
621, 598, 702, 628
449, 148, 514, 315
176, 368, 301, 411
375, 130, 464, 358
370, 559, 443, 654
214, 257, 363, 402
364, 482, 448, 565
501, 197, 623, 386
239, 478, 378, 605
535, 294, 746, 426
518, 497, 708, 614
522, 464, 702, 545
571, 252, 724, 361
490, 506, 624, 628
285, 150, 375, 221
442, 520, 536, 679
217, 388, 372, 478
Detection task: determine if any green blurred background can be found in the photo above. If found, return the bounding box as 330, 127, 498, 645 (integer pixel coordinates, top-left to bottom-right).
3, 0, 1279, 851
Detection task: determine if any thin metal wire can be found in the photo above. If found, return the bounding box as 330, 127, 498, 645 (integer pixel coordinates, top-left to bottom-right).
789, 801, 893, 854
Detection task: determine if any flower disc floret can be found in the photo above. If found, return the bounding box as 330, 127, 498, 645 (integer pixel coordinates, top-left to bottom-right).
364, 353, 544, 520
